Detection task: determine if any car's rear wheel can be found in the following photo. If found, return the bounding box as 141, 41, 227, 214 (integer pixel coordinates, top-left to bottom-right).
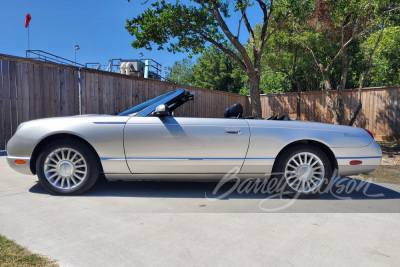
36, 139, 100, 195
273, 145, 332, 199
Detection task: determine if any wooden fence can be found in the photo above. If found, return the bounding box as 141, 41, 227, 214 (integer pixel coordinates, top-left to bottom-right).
80, 68, 248, 118
0, 53, 399, 150
260, 87, 400, 141
0, 54, 248, 150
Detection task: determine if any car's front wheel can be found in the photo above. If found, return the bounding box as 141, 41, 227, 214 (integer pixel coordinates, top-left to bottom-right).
36, 139, 100, 195
273, 145, 332, 199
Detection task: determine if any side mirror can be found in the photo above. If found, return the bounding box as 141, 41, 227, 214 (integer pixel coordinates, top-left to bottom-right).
153, 104, 170, 117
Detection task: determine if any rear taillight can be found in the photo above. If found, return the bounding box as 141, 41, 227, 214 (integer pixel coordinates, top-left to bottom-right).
364, 129, 374, 139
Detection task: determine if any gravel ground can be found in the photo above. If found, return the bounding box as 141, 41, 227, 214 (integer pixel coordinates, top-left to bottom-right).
352, 142, 400, 185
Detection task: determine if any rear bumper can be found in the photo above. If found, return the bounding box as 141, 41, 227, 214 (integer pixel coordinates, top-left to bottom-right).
333, 141, 382, 177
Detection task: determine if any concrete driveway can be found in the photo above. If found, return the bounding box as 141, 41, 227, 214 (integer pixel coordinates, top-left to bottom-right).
1, 156, 400, 266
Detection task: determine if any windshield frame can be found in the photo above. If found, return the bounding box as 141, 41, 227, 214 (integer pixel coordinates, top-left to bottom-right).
118, 89, 185, 117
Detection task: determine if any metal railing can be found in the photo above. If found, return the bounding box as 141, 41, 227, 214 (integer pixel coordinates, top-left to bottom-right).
85, 62, 105, 70
26, 50, 163, 80
26, 50, 85, 67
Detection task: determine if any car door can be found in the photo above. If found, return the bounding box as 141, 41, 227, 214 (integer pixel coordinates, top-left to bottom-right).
124, 116, 250, 174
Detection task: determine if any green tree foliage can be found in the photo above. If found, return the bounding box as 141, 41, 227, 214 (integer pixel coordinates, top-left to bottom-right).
242, 23, 299, 95
239, 70, 293, 95
126, 0, 310, 118
166, 45, 246, 93
363, 26, 400, 86
167, 20, 399, 96
295, 0, 398, 124
191, 46, 246, 93
127, 0, 399, 121
165, 58, 194, 85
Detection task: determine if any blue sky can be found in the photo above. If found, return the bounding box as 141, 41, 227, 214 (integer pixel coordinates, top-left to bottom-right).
0, 0, 263, 70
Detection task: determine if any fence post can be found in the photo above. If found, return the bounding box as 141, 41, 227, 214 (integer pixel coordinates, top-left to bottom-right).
78, 68, 82, 115
297, 85, 301, 120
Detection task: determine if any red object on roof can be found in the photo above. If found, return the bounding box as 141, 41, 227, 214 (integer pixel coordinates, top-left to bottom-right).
25, 14, 31, 28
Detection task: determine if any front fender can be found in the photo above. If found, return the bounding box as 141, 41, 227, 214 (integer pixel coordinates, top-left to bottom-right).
9, 116, 131, 174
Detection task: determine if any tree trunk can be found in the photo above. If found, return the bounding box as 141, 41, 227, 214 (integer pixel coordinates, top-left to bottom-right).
349, 21, 386, 126
296, 82, 301, 120
337, 47, 349, 125
349, 98, 362, 126
319, 64, 340, 124
248, 73, 262, 118
290, 77, 301, 120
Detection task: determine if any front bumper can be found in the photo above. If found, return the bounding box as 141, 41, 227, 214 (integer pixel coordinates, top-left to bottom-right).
6, 156, 33, 175
6, 134, 37, 176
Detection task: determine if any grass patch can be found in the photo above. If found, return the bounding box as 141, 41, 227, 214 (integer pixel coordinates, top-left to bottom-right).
351, 141, 400, 185
353, 166, 400, 185
0, 235, 57, 267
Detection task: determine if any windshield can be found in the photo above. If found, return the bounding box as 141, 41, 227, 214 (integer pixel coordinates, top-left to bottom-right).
118, 90, 177, 116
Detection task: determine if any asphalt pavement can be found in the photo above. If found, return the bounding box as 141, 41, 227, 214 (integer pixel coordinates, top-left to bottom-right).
1, 156, 400, 266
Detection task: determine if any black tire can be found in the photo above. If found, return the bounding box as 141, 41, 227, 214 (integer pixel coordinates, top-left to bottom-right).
272, 145, 332, 199
36, 139, 100, 195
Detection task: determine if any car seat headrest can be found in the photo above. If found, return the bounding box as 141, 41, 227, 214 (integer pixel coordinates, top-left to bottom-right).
224, 108, 231, 118
229, 103, 243, 118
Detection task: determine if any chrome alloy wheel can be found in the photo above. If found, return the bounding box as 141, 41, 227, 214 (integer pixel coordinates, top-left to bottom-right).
44, 148, 87, 189
284, 152, 325, 193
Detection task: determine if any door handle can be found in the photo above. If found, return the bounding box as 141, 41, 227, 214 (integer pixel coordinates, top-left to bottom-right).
225, 128, 242, 135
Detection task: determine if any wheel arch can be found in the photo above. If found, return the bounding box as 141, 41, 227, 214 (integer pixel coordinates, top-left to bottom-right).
30, 133, 103, 175
272, 139, 338, 173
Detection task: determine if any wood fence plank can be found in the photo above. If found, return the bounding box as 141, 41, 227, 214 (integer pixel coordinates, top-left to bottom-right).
52, 67, 59, 117
67, 69, 75, 115
34, 64, 42, 119
61, 68, 69, 116
85, 71, 92, 114
126, 77, 132, 110
9, 61, 18, 134
80, 70, 86, 114
16, 62, 23, 126
127, 78, 133, 111
2, 60, 11, 149
60, 68, 66, 116
116, 75, 122, 114
93, 73, 99, 114
91, 72, 95, 113
110, 75, 116, 114
73, 70, 79, 115
387, 89, 395, 136
0, 59, 4, 149
105, 74, 111, 114
367, 91, 374, 131
97, 74, 104, 114
381, 90, 387, 136
88, 71, 93, 114
47, 67, 54, 117
42, 66, 48, 117
42, 66, 49, 117
395, 88, 400, 136
371, 92, 381, 135
28, 64, 35, 120
21, 63, 30, 123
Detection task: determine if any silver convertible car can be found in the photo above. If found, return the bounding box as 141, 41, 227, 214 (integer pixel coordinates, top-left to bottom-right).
7, 89, 382, 198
